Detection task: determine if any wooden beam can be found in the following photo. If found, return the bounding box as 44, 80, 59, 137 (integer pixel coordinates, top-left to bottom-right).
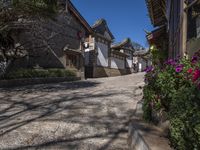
184, 0, 199, 11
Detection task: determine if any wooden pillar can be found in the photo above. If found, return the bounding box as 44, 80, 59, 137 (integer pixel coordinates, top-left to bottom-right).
80, 40, 85, 80
181, 1, 188, 57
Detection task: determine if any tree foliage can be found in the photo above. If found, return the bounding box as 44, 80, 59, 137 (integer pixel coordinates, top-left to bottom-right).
0, 0, 59, 76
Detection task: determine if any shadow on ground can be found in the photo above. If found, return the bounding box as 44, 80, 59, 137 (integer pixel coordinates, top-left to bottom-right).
0, 79, 137, 150
0, 80, 101, 92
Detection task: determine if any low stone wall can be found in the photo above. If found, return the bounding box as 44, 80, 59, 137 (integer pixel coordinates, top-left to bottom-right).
0, 77, 81, 88
187, 38, 200, 57
93, 66, 131, 78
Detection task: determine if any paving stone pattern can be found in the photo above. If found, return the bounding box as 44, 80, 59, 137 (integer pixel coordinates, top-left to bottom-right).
0, 73, 145, 150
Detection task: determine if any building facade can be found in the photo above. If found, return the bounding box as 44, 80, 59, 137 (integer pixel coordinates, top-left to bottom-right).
3, 0, 137, 79
111, 38, 134, 74
5, 0, 93, 78
133, 50, 152, 72
85, 20, 135, 78
146, 0, 200, 59
84, 19, 114, 78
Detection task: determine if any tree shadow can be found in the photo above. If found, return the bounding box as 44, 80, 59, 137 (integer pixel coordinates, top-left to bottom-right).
0, 80, 135, 150
0, 80, 101, 92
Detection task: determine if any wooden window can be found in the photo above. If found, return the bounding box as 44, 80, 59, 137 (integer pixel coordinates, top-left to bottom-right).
66, 54, 79, 68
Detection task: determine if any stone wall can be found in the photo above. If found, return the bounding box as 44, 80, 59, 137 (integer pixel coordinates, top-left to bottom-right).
10, 6, 88, 72
187, 37, 200, 57
93, 66, 130, 78
0, 77, 81, 88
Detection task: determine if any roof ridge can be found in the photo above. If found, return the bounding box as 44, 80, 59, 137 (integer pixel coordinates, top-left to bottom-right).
112, 38, 132, 48
92, 18, 106, 28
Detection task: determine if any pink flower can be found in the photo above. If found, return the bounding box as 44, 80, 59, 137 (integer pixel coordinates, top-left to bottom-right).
175, 64, 184, 73
187, 68, 193, 74
193, 69, 200, 82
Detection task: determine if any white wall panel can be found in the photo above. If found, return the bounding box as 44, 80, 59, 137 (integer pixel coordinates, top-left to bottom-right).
96, 42, 109, 67
126, 58, 133, 68
111, 57, 125, 69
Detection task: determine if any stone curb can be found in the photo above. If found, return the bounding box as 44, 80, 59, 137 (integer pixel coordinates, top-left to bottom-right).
0, 77, 81, 88
128, 100, 172, 150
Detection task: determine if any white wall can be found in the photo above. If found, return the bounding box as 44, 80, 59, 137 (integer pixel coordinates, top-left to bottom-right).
111, 57, 125, 69
126, 54, 133, 68
85, 50, 90, 65
96, 42, 109, 67
147, 60, 152, 67
138, 58, 147, 72
133, 57, 138, 64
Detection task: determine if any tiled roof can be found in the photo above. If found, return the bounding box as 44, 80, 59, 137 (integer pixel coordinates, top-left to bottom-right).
133, 50, 150, 56
133, 50, 151, 60
111, 50, 128, 57
111, 38, 134, 52
92, 19, 115, 39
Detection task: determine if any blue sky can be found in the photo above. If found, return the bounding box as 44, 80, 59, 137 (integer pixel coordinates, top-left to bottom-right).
71, 0, 154, 48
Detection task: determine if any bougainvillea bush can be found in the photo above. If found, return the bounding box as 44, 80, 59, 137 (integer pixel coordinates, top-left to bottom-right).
143, 52, 200, 150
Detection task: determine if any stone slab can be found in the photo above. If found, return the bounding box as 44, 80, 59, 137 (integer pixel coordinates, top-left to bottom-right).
128, 100, 173, 150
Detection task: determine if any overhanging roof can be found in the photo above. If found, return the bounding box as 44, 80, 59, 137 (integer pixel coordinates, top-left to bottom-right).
146, 25, 167, 43
111, 38, 134, 52
146, 0, 167, 27
68, 0, 93, 34
111, 50, 128, 57
146, 25, 168, 49
92, 19, 115, 40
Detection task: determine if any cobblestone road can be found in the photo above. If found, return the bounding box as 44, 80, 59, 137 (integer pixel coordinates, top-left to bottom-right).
0, 73, 145, 150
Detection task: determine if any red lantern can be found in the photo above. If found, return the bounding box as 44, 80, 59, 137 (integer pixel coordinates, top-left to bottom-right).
77, 31, 83, 40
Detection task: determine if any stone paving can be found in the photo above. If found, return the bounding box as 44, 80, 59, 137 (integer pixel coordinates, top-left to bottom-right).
0, 73, 145, 150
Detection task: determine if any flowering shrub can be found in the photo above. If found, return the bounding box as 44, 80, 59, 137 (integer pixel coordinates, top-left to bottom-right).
143, 52, 200, 149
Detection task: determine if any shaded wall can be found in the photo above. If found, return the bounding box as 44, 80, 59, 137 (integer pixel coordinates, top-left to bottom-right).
111, 57, 125, 69
93, 66, 128, 78
10, 9, 88, 72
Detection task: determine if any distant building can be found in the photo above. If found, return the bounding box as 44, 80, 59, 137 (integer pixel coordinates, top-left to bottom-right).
133, 49, 152, 72
84, 20, 135, 78
111, 38, 135, 74
85, 19, 114, 78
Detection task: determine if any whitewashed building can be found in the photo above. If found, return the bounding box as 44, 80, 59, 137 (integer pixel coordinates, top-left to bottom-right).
84, 19, 135, 78
111, 38, 135, 74
84, 19, 114, 78
133, 50, 152, 72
